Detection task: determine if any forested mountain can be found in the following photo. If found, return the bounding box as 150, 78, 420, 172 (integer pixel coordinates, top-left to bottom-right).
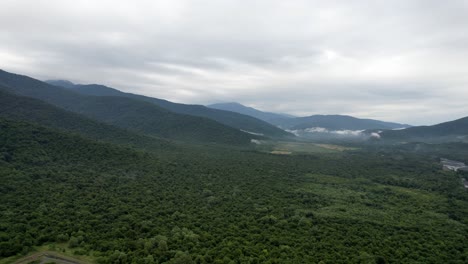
380, 116, 468, 142
0, 70, 253, 145
47, 80, 290, 138
270, 114, 410, 131
207, 102, 293, 122
0, 70, 467, 264
3, 0, 468, 263
0, 88, 173, 151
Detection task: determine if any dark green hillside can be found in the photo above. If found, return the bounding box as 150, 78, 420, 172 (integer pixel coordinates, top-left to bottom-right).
380, 116, 468, 142
0, 70, 253, 145
1, 118, 467, 263
66, 95, 254, 144
47, 81, 290, 138
0, 89, 172, 151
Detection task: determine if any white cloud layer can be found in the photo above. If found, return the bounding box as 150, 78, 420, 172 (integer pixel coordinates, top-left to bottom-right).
1, 0, 468, 125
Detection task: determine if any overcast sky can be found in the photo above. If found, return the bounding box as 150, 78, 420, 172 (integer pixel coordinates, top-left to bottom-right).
1, 0, 468, 125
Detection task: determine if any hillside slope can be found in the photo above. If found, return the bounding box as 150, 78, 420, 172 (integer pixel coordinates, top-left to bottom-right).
1, 118, 466, 263
0, 70, 253, 145
380, 116, 468, 142
47, 81, 290, 138
0, 88, 173, 151
208, 102, 293, 122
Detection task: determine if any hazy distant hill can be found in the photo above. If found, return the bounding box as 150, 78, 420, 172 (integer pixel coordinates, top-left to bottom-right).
47, 81, 291, 138
208, 102, 294, 122
380, 116, 468, 142
270, 114, 410, 131
46, 79, 75, 89
0, 70, 253, 145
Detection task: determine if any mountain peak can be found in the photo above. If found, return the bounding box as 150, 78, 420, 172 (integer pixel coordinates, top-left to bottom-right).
46, 79, 75, 89
208, 102, 293, 122
214, 102, 243, 106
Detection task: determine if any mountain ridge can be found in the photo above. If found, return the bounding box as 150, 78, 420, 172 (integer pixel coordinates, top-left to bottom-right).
270, 114, 411, 131
206, 101, 411, 132
379, 115, 468, 142
47, 80, 291, 138
0, 88, 175, 151
0, 69, 254, 145
208, 102, 294, 122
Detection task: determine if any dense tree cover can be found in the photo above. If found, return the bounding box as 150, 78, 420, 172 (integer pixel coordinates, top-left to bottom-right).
1, 118, 467, 263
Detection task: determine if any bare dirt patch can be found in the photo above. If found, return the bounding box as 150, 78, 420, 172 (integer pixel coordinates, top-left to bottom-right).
13, 251, 90, 264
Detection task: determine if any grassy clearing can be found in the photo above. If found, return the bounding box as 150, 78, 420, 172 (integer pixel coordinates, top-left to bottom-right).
294, 174, 466, 229
270, 150, 292, 155
316, 143, 357, 151
256, 140, 356, 155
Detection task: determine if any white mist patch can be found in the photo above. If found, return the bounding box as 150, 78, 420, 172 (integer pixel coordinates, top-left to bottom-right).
285, 129, 300, 136
371, 132, 381, 139
240, 129, 264, 136
304, 127, 329, 133
332, 130, 364, 136
300, 127, 364, 136
250, 139, 262, 144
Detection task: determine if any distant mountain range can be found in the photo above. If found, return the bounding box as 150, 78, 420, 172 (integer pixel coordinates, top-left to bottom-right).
47, 80, 290, 138
208, 102, 294, 122
270, 115, 411, 131
379, 116, 468, 142
2, 69, 468, 144
43, 80, 415, 136
206, 102, 410, 133
0, 70, 256, 145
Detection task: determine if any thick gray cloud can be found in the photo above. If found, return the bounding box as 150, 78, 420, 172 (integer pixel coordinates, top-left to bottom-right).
1, 0, 468, 125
